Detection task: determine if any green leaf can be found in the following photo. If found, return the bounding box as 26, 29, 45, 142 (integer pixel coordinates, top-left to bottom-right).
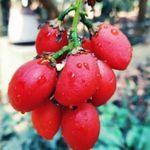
126, 125, 142, 148
137, 127, 150, 150
99, 125, 124, 147
2, 138, 22, 150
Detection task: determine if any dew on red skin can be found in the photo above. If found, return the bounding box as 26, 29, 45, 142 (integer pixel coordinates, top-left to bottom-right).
61, 103, 100, 150
47, 32, 51, 37
111, 28, 119, 35
98, 43, 102, 47
83, 63, 90, 70
68, 72, 76, 82
55, 53, 100, 106
8, 59, 57, 112
76, 63, 82, 68
70, 73, 76, 79
37, 75, 47, 85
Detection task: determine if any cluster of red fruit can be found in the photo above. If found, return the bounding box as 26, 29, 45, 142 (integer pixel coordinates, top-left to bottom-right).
8, 23, 132, 150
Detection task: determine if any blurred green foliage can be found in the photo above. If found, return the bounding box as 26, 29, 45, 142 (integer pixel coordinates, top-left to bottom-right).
0, 105, 68, 150
112, 0, 135, 12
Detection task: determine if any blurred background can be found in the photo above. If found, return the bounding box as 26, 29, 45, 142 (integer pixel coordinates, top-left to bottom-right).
0, 0, 150, 150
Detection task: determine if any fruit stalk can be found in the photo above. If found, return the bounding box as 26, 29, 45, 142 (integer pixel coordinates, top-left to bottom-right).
52, 43, 73, 60
52, 0, 83, 60
57, 5, 76, 21
71, 0, 82, 47
80, 12, 93, 29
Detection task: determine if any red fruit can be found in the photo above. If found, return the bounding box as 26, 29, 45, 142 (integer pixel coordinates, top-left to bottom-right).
8, 58, 57, 112
92, 60, 116, 106
82, 38, 94, 53
92, 24, 132, 70
32, 100, 61, 140
35, 24, 68, 55
55, 53, 100, 106
61, 103, 100, 150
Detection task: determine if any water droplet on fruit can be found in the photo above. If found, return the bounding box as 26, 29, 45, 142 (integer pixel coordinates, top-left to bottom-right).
47, 32, 51, 37
68, 72, 76, 79
37, 75, 46, 85
83, 63, 90, 70
111, 28, 119, 35
71, 73, 75, 78
68, 72, 76, 83
76, 63, 82, 68
98, 43, 102, 47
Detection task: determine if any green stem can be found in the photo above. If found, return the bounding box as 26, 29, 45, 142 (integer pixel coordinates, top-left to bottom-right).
58, 5, 76, 21
71, 0, 82, 47
51, 0, 83, 60
71, 0, 82, 33
52, 43, 74, 60
80, 14, 93, 29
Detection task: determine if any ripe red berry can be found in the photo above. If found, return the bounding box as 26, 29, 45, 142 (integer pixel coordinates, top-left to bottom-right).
32, 100, 61, 140
55, 53, 100, 106
82, 38, 94, 53
92, 60, 116, 106
8, 58, 57, 112
61, 103, 100, 150
92, 24, 132, 70
35, 24, 68, 55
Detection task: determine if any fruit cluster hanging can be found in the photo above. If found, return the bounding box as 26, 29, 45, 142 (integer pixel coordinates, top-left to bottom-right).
8, 0, 132, 149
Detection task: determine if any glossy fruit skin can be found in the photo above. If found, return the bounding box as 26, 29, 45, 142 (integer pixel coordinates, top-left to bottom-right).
55, 53, 100, 106
82, 38, 94, 53
92, 60, 116, 106
8, 58, 57, 112
32, 100, 61, 140
35, 24, 68, 55
61, 103, 100, 150
92, 23, 132, 70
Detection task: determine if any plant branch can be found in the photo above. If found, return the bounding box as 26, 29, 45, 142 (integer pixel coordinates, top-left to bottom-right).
70, 0, 82, 47
51, 0, 83, 60
58, 5, 76, 21
52, 43, 74, 60
80, 13, 93, 29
